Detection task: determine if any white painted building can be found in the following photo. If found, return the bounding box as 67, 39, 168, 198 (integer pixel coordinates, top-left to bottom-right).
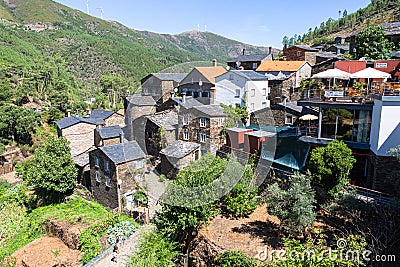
215, 70, 269, 112
370, 95, 400, 156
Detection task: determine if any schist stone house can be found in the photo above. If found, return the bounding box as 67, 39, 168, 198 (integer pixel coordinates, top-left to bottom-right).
90, 109, 125, 127
256, 60, 312, 88
176, 97, 227, 155
124, 94, 156, 148
283, 45, 319, 63
141, 73, 187, 105
226, 49, 273, 70
215, 70, 270, 112
94, 125, 123, 147
159, 140, 201, 178
178, 63, 227, 102
145, 109, 178, 156
56, 116, 104, 157
89, 141, 146, 210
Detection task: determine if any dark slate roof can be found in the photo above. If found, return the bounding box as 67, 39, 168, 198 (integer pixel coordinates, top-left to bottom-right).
96, 125, 122, 140
193, 105, 227, 117
173, 96, 204, 109
277, 101, 318, 116
160, 140, 200, 159
227, 53, 270, 63
381, 22, 400, 35
56, 116, 104, 129
100, 141, 146, 164
152, 73, 187, 83
90, 110, 115, 120
126, 94, 156, 106
230, 70, 268, 81
294, 45, 319, 52
336, 45, 350, 51
317, 52, 339, 59
389, 51, 400, 59
73, 147, 95, 167
146, 110, 178, 131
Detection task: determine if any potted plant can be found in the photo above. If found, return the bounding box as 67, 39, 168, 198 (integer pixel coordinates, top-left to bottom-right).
353, 82, 366, 102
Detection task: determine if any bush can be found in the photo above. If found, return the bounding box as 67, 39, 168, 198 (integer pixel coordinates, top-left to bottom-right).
107, 221, 137, 245
224, 184, 259, 217
265, 172, 316, 235
215, 250, 257, 267
308, 140, 356, 197
128, 230, 180, 267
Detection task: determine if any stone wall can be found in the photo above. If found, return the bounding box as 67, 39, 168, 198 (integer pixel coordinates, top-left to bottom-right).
62, 123, 97, 157
368, 153, 400, 195
125, 104, 155, 150
105, 113, 125, 127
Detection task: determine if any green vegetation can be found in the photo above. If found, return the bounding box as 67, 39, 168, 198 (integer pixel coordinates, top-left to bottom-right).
355, 25, 395, 59
0, 196, 110, 262
282, 0, 400, 47
79, 214, 135, 264
16, 136, 78, 203
128, 230, 181, 267
265, 173, 317, 235
308, 140, 356, 197
107, 221, 137, 245
215, 250, 257, 267
224, 183, 259, 217
221, 103, 249, 128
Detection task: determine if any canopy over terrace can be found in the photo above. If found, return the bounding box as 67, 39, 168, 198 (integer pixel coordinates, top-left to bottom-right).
312, 68, 351, 90
350, 67, 391, 94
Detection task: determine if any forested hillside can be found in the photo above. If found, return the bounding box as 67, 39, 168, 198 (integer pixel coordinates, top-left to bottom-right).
282, 0, 400, 47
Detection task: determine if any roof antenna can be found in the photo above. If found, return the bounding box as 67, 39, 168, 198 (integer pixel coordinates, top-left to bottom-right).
86, 0, 90, 15
97, 7, 104, 19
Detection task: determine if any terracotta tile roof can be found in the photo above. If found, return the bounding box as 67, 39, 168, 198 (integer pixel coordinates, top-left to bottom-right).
256, 61, 308, 72
195, 66, 227, 83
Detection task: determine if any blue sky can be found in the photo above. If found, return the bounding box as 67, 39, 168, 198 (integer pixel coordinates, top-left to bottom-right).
55, 0, 371, 48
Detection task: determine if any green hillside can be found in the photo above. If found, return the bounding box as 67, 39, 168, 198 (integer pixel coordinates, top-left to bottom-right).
283, 0, 400, 46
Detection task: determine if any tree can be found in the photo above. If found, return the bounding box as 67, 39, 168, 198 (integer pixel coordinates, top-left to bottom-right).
264, 172, 316, 235
355, 25, 395, 60
308, 140, 356, 196
16, 136, 78, 203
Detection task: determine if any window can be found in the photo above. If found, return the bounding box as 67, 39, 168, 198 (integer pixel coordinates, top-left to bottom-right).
376, 63, 387, 68
217, 118, 224, 127
250, 103, 255, 110
297, 51, 302, 57
104, 160, 110, 172
94, 156, 99, 167
95, 171, 101, 182
285, 114, 293, 125
262, 88, 267, 96
136, 159, 143, 169
105, 175, 111, 187
229, 74, 234, 80
235, 89, 240, 98
199, 133, 206, 143
200, 118, 206, 127
125, 193, 133, 210
183, 130, 189, 140
262, 102, 267, 108
252, 62, 258, 69
183, 115, 189, 125
251, 89, 256, 97
195, 150, 199, 161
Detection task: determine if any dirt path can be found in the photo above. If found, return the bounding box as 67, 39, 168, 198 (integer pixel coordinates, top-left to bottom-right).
91, 224, 155, 267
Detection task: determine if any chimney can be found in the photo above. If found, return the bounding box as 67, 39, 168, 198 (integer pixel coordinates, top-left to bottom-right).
212, 59, 217, 67
269, 46, 272, 54
242, 48, 246, 55
182, 94, 186, 103
67, 111, 71, 117
120, 131, 125, 143
209, 87, 216, 104
284, 43, 288, 50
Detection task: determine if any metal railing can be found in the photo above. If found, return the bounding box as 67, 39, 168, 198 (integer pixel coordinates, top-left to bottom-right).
353, 185, 400, 208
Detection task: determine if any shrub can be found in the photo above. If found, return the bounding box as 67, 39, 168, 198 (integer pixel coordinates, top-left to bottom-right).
215, 250, 257, 267
128, 230, 180, 267
224, 184, 259, 217
107, 221, 137, 245
308, 140, 356, 197
265, 172, 316, 235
